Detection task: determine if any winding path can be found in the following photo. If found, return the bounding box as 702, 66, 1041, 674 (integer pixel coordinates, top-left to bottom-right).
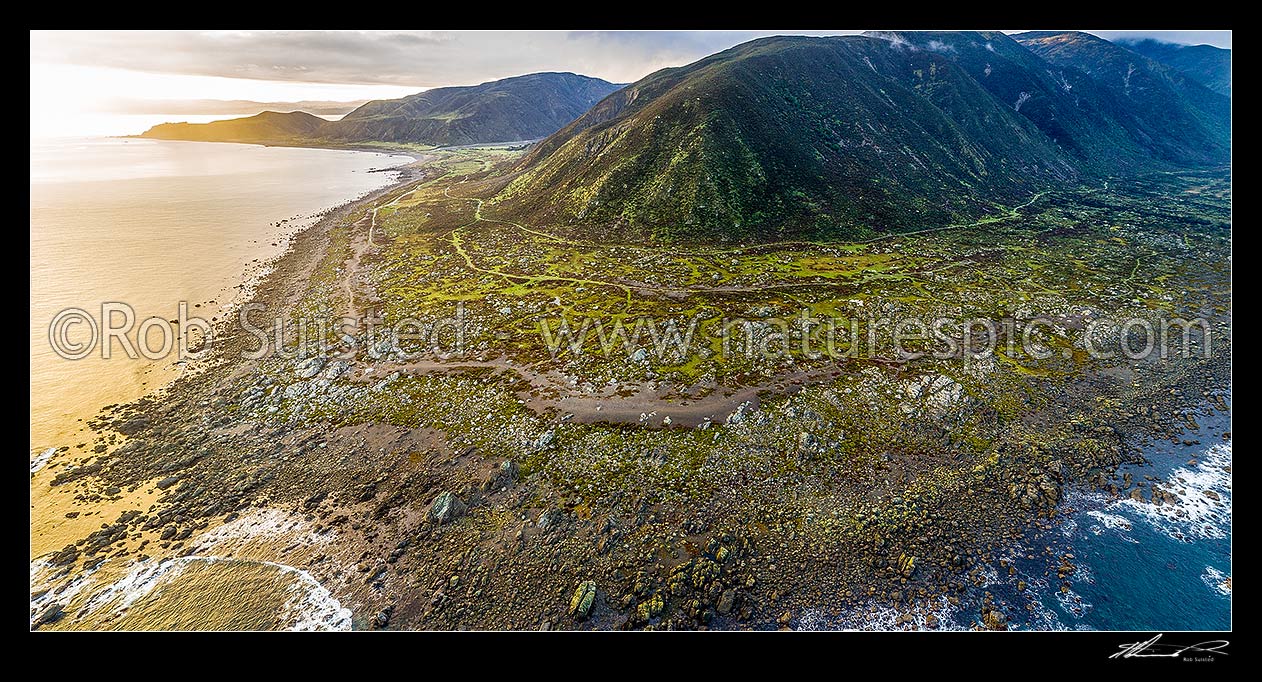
437, 187, 1053, 302
443, 187, 637, 309
343, 179, 429, 325
341, 178, 1066, 426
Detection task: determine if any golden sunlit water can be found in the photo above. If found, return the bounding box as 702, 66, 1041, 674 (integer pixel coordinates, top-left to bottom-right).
30, 137, 410, 629
30, 137, 411, 451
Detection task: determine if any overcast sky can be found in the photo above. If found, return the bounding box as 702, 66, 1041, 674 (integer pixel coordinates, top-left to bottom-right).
29, 30, 1231, 138
32, 30, 1230, 90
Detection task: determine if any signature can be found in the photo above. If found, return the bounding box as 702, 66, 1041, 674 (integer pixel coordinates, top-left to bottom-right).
1111, 634, 1229, 660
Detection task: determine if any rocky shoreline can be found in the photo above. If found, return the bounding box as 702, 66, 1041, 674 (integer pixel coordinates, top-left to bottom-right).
31, 159, 1232, 631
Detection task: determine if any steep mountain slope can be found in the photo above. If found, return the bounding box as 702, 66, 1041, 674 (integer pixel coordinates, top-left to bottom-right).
1117, 38, 1231, 97
326, 72, 622, 146
492, 33, 1230, 243
866, 31, 1153, 171
1014, 31, 1230, 163
141, 73, 622, 147
139, 111, 327, 144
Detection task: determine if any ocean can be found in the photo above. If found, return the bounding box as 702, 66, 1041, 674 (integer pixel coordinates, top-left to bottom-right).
804, 396, 1232, 631
991, 401, 1233, 631
30, 136, 410, 630
30, 136, 411, 451
29, 137, 1230, 631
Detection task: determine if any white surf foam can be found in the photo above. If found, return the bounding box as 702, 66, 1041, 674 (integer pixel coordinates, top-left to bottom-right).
798, 594, 963, 631
29, 558, 98, 626
70, 555, 352, 630
1201, 565, 1231, 597
281, 567, 353, 631
1115, 442, 1231, 542
1086, 510, 1133, 533
1054, 583, 1094, 619
31, 447, 57, 473
194, 507, 332, 549
80, 557, 192, 616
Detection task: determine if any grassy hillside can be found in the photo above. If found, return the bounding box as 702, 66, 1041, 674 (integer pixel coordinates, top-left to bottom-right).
1117, 38, 1231, 97
141, 73, 622, 148
327, 72, 622, 146
1015, 31, 1230, 164
489, 33, 1230, 244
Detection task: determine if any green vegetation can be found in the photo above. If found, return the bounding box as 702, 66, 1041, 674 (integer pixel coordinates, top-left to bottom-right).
1119, 37, 1231, 98
141, 73, 622, 148
490, 33, 1228, 244
55, 148, 1230, 633
71, 32, 1232, 631
328, 72, 621, 146
1015, 31, 1230, 164
355, 151, 1229, 394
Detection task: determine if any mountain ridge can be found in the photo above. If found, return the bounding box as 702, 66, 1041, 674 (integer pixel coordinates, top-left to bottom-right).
1117, 37, 1231, 97
140, 110, 327, 144
486, 32, 1229, 243
1013, 31, 1229, 165
140, 72, 623, 148
140, 33, 1231, 244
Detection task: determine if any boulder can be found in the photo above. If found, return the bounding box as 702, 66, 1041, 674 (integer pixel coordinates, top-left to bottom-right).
637, 592, 665, 622
716, 589, 736, 615
430, 492, 467, 524
33, 603, 65, 627
982, 608, 1008, 630
482, 460, 520, 491
569, 581, 597, 619
295, 356, 325, 379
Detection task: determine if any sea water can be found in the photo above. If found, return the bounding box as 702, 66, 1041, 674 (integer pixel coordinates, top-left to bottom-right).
30, 136, 411, 630
30, 136, 411, 451
802, 396, 1231, 631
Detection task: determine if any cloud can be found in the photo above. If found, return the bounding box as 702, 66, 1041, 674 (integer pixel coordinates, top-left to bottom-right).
1088, 30, 1230, 49
100, 98, 366, 116
32, 31, 458, 86
30, 30, 1230, 93
30, 30, 861, 87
